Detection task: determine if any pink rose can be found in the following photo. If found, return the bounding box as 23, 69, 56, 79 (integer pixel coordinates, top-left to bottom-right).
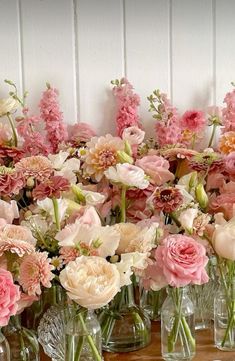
0, 268, 20, 326
155, 234, 209, 287
225, 152, 235, 175
69, 122, 96, 144
135, 155, 174, 185
180, 110, 206, 132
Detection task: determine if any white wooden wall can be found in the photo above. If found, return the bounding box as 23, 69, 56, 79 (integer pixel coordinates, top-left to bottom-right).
0, 0, 234, 136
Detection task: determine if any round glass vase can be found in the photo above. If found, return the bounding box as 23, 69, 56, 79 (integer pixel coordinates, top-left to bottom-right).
161, 286, 196, 361
139, 282, 166, 321
65, 307, 102, 361
0, 329, 10, 361
3, 315, 39, 361
99, 283, 151, 353
22, 284, 66, 331
214, 277, 235, 351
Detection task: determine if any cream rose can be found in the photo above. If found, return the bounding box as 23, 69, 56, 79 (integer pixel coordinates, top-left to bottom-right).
213, 218, 235, 260
59, 256, 121, 309
0, 97, 17, 117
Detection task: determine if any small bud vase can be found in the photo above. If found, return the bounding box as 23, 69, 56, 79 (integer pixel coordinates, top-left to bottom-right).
0, 329, 10, 361
139, 282, 166, 321
161, 286, 195, 361
99, 283, 151, 352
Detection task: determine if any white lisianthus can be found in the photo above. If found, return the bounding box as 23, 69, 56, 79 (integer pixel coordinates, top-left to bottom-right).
104, 163, 149, 189
59, 256, 121, 309
213, 218, 235, 261
0, 199, 19, 224
37, 198, 68, 223
122, 126, 145, 145
48, 151, 80, 184
115, 252, 149, 287
178, 208, 198, 233
56, 220, 120, 258
75, 183, 106, 206
0, 97, 17, 117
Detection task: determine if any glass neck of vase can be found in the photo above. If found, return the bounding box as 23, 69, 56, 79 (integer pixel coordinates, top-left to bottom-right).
121, 284, 135, 307
8, 314, 21, 331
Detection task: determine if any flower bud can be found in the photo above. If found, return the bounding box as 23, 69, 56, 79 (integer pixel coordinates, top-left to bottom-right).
26, 177, 35, 189
195, 184, 208, 209
71, 184, 86, 203
124, 140, 132, 156
189, 171, 198, 189
66, 199, 81, 213
117, 150, 133, 164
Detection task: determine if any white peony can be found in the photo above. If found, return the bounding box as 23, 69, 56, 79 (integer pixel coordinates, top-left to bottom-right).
104, 163, 149, 189
59, 256, 121, 309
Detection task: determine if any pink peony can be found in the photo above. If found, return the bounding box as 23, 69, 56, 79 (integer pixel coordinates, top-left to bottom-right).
135, 155, 174, 185
19, 252, 54, 296
0, 268, 20, 326
69, 122, 96, 144
154, 234, 209, 287
180, 110, 206, 132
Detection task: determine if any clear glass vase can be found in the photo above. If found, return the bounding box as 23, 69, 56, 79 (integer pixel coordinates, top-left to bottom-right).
22, 284, 66, 331
214, 278, 235, 351
3, 315, 39, 361
65, 307, 102, 361
139, 283, 166, 321
161, 287, 195, 361
0, 329, 10, 361
99, 283, 151, 352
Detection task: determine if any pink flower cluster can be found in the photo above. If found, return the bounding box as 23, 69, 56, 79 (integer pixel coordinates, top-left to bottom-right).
39, 86, 68, 152
112, 78, 141, 136
222, 88, 235, 132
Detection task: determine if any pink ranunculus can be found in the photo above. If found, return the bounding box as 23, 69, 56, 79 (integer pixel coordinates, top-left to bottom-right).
69, 122, 97, 144
225, 151, 235, 175
135, 155, 174, 185
0, 268, 20, 326
180, 110, 206, 132
154, 234, 209, 287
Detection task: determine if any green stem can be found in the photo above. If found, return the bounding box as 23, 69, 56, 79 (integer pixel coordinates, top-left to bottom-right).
191, 133, 196, 149
6, 113, 18, 147
120, 186, 126, 223
78, 312, 102, 361
52, 197, 60, 231
208, 123, 217, 148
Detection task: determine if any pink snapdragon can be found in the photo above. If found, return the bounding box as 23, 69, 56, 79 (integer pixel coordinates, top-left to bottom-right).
222, 88, 235, 133
112, 78, 141, 136
39, 85, 68, 152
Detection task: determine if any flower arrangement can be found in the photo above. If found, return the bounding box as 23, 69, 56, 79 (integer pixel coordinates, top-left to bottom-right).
0, 76, 235, 358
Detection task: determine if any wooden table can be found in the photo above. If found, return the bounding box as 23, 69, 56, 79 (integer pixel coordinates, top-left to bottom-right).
40, 322, 235, 360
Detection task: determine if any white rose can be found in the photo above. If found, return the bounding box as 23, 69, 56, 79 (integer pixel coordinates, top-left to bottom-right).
104, 163, 149, 189
59, 256, 121, 309
122, 126, 145, 145
0, 97, 17, 117
213, 218, 235, 260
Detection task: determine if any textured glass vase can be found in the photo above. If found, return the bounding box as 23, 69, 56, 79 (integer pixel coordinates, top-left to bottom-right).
214, 278, 235, 351
22, 284, 66, 331
4, 315, 39, 361
139, 283, 166, 321
99, 283, 151, 352
0, 329, 10, 361
161, 287, 195, 361
65, 308, 102, 361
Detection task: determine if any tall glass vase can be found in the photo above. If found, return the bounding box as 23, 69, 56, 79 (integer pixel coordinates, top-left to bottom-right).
65, 308, 102, 361
161, 287, 195, 361
214, 278, 235, 351
3, 315, 39, 361
99, 283, 151, 352
0, 329, 10, 361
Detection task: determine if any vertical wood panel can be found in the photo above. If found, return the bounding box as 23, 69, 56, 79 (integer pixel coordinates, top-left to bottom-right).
216, 0, 235, 105
0, 0, 22, 97
172, 0, 213, 112
20, 0, 77, 124
76, 0, 124, 134
125, 0, 170, 136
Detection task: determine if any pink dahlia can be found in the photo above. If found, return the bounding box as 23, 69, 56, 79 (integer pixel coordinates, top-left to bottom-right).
39, 85, 68, 152
19, 252, 54, 296
32, 175, 70, 200
151, 187, 183, 213
15, 156, 53, 181
0, 268, 20, 326
0, 167, 25, 196
180, 110, 206, 132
